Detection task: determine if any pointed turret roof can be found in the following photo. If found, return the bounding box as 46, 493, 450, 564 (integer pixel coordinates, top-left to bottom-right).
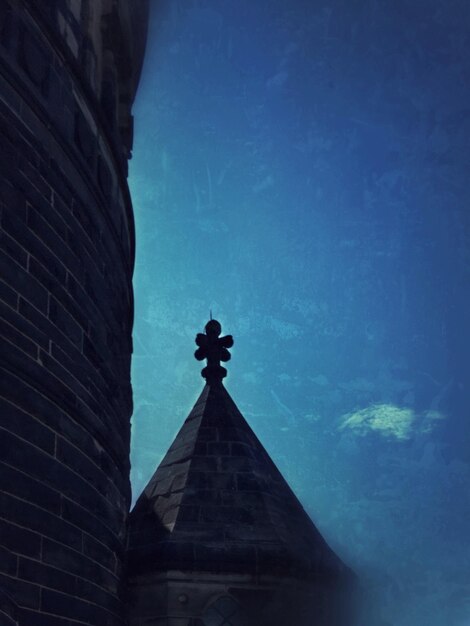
128, 321, 351, 582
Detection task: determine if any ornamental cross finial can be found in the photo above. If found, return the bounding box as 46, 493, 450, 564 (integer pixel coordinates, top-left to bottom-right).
194, 319, 234, 384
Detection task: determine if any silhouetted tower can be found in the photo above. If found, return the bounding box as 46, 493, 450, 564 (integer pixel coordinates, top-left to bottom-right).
0, 2, 148, 624
127, 320, 356, 626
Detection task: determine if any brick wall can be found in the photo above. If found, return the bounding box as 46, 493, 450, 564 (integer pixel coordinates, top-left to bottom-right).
0, 1, 148, 624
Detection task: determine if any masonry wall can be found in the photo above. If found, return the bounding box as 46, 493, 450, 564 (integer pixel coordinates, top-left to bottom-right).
0, 1, 148, 624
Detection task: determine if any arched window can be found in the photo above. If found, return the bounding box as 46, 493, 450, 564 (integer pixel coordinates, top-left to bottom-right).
202, 596, 244, 626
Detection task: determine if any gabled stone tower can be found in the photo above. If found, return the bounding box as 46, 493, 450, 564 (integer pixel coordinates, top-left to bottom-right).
0, 1, 148, 624
127, 320, 356, 626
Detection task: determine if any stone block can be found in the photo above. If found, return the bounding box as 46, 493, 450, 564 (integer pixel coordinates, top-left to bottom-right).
0, 400, 55, 455
74, 111, 96, 161
48, 297, 83, 347
18, 25, 50, 94
0, 545, 17, 576
0, 249, 48, 313
0, 5, 13, 49
61, 498, 121, 553
75, 577, 121, 615
5, 481, 67, 546
1, 229, 28, 268
18, 558, 76, 596
0, 279, 17, 308
41, 588, 95, 622
82, 535, 117, 574
20, 607, 76, 626
42, 538, 119, 593
206, 442, 230, 456
2, 208, 67, 287
0, 518, 41, 560
0, 572, 40, 610
0, 314, 38, 358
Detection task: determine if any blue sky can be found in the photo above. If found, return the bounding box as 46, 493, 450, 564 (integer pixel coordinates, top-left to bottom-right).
129, 2, 470, 624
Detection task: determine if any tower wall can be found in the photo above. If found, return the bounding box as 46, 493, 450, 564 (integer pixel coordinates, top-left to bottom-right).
0, 1, 148, 624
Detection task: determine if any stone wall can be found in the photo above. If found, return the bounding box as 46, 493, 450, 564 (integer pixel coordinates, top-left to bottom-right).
0, 1, 148, 624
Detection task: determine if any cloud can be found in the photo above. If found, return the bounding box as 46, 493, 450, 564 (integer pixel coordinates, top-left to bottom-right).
340, 404, 446, 440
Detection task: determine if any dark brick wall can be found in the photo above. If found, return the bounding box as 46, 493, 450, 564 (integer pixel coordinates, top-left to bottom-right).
0, 1, 147, 624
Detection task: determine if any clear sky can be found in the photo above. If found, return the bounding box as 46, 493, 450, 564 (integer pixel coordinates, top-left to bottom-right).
129, 2, 470, 624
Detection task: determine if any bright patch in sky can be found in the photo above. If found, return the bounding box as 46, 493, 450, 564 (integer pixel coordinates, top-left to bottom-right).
341, 404, 445, 440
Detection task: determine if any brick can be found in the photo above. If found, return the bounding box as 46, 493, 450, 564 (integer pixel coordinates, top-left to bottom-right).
0, 125, 20, 172
42, 539, 119, 593
48, 297, 83, 348
18, 558, 76, 596
0, 315, 38, 358
0, 299, 48, 350
151, 541, 195, 571
18, 298, 81, 361
0, 573, 40, 609
0, 462, 60, 514
0, 545, 17, 576
73, 395, 125, 464
65, 273, 102, 331
27, 207, 67, 256
0, 367, 127, 477
0, 179, 26, 219
56, 436, 116, 500
1, 209, 67, 285
28, 256, 66, 296
82, 336, 111, 383
0, 606, 17, 626
18, 158, 51, 199
0, 518, 41, 559
187, 457, 218, 473
237, 473, 269, 492
18, 26, 51, 94
71, 200, 99, 246
230, 442, 256, 458
30, 173, 69, 241
193, 543, 257, 575
0, 279, 17, 308
199, 505, 254, 525
207, 442, 230, 456
75, 577, 122, 616
0, 429, 107, 518
41, 589, 95, 622
0, 398, 55, 455
82, 534, 117, 573
0, 249, 48, 313
49, 340, 86, 381
74, 111, 96, 161
50, 341, 122, 432
0, 102, 44, 162
39, 350, 93, 412
0, 337, 76, 407
44, 158, 74, 207
21, 607, 80, 626
220, 456, 253, 473
61, 498, 122, 554
0, 5, 13, 49
0, 229, 28, 268
97, 155, 113, 198
0, 492, 83, 551
192, 427, 217, 442
62, 478, 127, 543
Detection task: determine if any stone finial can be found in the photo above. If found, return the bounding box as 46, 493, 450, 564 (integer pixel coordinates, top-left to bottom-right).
194, 319, 234, 383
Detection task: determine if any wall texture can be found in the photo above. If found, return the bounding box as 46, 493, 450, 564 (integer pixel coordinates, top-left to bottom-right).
0, 1, 148, 624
